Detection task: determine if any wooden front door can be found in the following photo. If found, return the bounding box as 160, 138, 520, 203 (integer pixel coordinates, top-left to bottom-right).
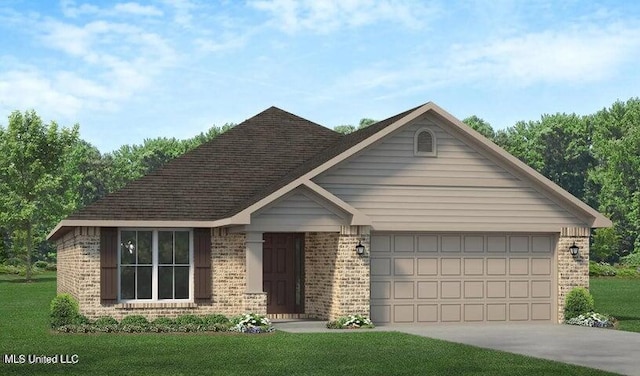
263, 233, 304, 314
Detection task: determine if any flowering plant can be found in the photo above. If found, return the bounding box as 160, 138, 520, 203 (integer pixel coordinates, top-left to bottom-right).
230, 313, 274, 333
565, 312, 616, 328
327, 314, 374, 329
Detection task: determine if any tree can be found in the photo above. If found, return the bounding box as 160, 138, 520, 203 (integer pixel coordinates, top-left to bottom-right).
589, 98, 640, 257
334, 125, 356, 135
334, 118, 377, 135
62, 140, 111, 209
0, 110, 78, 280
494, 113, 594, 201
463, 115, 495, 140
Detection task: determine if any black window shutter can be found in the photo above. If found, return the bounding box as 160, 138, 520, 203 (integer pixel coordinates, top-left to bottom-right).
193, 228, 212, 301
100, 227, 118, 304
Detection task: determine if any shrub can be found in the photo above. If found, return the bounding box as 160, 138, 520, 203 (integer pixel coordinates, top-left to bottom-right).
45, 263, 57, 271
50, 294, 80, 328
5, 257, 23, 266
150, 317, 176, 333
327, 314, 374, 329
230, 313, 274, 333
589, 261, 617, 277
120, 315, 149, 327
616, 268, 640, 278
0, 264, 21, 275
620, 251, 640, 268
564, 287, 595, 320
73, 314, 90, 325
34, 260, 48, 269
203, 313, 230, 325
175, 314, 203, 326
152, 317, 175, 326
566, 312, 616, 328
95, 316, 119, 327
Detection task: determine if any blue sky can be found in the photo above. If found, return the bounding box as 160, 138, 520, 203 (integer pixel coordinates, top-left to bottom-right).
1, 0, 639, 152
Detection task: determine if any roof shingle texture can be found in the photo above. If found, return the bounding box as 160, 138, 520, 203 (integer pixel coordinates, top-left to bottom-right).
68, 107, 343, 221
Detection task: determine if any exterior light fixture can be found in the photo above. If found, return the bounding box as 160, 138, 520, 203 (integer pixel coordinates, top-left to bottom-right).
569, 242, 579, 257
355, 240, 365, 255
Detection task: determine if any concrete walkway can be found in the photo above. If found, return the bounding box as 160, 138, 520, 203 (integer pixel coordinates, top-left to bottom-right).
273, 321, 640, 376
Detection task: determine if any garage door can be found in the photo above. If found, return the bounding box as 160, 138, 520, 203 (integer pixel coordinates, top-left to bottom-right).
370, 233, 555, 324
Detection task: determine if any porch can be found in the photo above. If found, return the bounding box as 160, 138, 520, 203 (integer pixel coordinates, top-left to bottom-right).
215, 226, 371, 321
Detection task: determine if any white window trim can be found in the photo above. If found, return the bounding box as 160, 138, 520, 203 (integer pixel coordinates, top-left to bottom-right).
117, 228, 194, 303
414, 127, 437, 157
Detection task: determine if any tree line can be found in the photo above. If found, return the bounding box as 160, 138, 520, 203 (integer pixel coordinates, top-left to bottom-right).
1, 99, 639, 278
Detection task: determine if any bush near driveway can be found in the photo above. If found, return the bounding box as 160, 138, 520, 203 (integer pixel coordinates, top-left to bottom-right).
564, 287, 595, 320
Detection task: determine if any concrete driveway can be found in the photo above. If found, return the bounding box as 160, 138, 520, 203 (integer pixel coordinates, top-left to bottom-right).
274, 321, 640, 375
385, 324, 640, 376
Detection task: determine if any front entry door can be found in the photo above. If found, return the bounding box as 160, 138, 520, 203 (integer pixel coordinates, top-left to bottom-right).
263, 233, 304, 314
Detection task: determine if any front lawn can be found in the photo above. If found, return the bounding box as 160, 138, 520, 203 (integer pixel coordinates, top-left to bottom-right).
0, 273, 614, 375
591, 277, 640, 332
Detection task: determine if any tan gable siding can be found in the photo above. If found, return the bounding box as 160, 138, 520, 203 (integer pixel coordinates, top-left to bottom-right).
313, 116, 585, 232
248, 188, 348, 232
317, 120, 521, 188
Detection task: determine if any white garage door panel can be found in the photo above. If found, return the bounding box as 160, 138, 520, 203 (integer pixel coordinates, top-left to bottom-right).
370, 233, 555, 324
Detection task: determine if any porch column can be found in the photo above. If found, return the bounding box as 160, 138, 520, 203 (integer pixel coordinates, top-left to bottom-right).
245, 232, 264, 293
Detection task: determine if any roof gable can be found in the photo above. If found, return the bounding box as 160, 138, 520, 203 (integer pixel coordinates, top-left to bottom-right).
227, 102, 611, 229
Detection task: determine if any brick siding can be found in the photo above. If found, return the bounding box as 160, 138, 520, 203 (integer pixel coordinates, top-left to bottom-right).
557, 227, 590, 322
55, 227, 251, 320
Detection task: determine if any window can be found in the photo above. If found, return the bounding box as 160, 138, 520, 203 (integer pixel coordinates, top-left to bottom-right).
414, 128, 437, 156
119, 229, 193, 302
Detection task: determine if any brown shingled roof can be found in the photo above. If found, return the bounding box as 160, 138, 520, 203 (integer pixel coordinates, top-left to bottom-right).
225, 105, 422, 216
67, 106, 342, 221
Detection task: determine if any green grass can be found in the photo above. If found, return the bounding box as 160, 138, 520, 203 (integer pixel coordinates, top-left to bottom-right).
0, 273, 614, 376
591, 277, 640, 332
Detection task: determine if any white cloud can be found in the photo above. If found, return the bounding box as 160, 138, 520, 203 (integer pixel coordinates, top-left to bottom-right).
249, 0, 439, 33
326, 21, 640, 101
0, 13, 177, 121
113, 2, 163, 17
60, 0, 100, 18
0, 70, 83, 119
161, 0, 196, 28
60, 1, 162, 18
449, 23, 640, 86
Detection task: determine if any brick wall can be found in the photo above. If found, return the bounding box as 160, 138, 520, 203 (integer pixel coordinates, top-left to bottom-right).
557, 227, 590, 323
305, 232, 339, 319
333, 230, 370, 319
56, 227, 100, 302
211, 229, 247, 315
56, 226, 375, 321
54, 227, 253, 321
305, 227, 370, 320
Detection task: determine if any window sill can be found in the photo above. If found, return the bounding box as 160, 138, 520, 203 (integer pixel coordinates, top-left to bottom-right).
115, 302, 198, 310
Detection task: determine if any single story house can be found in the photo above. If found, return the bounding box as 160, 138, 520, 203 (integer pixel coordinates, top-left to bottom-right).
48, 102, 611, 324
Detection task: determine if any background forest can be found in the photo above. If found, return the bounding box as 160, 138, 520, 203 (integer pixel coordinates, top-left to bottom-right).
1, 99, 639, 278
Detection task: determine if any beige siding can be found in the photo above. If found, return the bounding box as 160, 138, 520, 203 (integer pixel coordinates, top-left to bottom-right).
248, 188, 348, 232
314, 117, 585, 232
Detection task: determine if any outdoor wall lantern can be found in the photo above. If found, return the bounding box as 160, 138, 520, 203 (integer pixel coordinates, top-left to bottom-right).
569, 242, 580, 257
355, 240, 366, 255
